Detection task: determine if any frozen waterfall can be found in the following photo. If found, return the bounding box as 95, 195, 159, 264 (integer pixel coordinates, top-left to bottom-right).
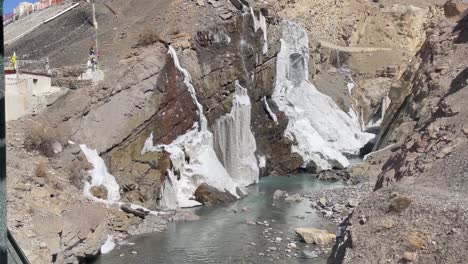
213, 81, 260, 186
80, 144, 121, 203
141, 47, 242, 209
272, 21, 374, 170
250, 7, 268, 54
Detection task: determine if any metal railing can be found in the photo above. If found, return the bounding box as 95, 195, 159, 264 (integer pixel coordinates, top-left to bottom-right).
7, 230, 31, 264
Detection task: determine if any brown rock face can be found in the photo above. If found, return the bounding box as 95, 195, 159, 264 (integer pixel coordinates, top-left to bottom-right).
194, 183, 237, 205
155, 55, 198, 144
444, 0, 468, 17
90, 185, 108, 200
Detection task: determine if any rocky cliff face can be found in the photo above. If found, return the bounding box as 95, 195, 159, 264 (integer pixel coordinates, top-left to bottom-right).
341, 10, 468, 264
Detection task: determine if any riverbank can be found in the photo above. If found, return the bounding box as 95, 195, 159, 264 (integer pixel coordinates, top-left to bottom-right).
92, 174, 344, 264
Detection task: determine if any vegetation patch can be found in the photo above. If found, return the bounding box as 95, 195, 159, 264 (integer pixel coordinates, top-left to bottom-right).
389, 195, 412, 213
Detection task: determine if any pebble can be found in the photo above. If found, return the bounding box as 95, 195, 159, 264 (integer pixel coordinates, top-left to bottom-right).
131, 251, 138, 255
259, 253, 265, 256
288, 242, 297, 249
275, 237, 282, 242
268, 246, 277, 251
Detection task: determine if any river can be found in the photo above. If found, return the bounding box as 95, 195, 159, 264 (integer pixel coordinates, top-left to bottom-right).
93, 174, 343, 264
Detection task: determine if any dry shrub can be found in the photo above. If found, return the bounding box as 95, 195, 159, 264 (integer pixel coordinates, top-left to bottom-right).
407, 232, 425, 250
389, 196, 412, 213
381, 217, 397, 229
34, 158, 49, 178
24, 124, 63, 157
68, 156, 94, 190
137, 28, 169, 47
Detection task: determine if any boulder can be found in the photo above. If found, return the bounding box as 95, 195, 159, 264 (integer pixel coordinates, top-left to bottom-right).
273, 190, 288, 200
347, 199, 359, 208
318, 197, 328, 208
90, 185, 108, 200
121, 204, 149, 219
285, 193, 304, 202
295, 228, 336, 245
194, 183, 237, 205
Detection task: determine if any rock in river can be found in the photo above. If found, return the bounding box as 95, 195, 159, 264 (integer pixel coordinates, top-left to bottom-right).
194, 183, 237, 205
295, 228, 336, 245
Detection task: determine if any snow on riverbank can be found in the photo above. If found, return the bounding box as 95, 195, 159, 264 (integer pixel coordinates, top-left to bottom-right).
272, 21, 374, 170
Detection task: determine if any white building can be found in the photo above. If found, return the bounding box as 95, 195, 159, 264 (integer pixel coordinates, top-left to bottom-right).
14, 2, 34, 18
5, 70, 60, 122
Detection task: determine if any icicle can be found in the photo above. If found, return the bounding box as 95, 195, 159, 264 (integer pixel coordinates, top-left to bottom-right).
213, 81, 260, 186
250, 7, 268, 54
263, 96, 278, 124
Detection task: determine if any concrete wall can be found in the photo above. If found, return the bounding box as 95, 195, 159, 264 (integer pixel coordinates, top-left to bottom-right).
20, 73, 52, 95
5, 73, 54, 122
5, 76, 32, 122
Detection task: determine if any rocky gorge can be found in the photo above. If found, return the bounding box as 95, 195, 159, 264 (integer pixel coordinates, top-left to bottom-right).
4, 0, 468, 263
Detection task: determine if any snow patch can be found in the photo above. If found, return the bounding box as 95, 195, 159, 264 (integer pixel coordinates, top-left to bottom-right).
263, 96, 278, 124
100, 235, 116, 254
272, 21, 374, 170
250, 7, 268, 54
213, 81, 260, 186
80, 144, 121, 203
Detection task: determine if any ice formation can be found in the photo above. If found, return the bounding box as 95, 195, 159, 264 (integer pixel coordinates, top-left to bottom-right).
263, 96, 278, 124
250, 7, 268, 54
258, 155, 266, 169
100, 235, 116, 254
272, 21, 374, 170
141, 47, 243, 209
366, 95, 391, 129
213, 81, 260, 186
80, 144, 121, 203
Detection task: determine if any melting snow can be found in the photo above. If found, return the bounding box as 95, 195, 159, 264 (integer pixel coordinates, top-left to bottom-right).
100, 235, 116, 254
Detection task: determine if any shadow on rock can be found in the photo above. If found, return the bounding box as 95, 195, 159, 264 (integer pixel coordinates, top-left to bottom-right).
453, 13, 468, 44
448, 67, 468, 96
